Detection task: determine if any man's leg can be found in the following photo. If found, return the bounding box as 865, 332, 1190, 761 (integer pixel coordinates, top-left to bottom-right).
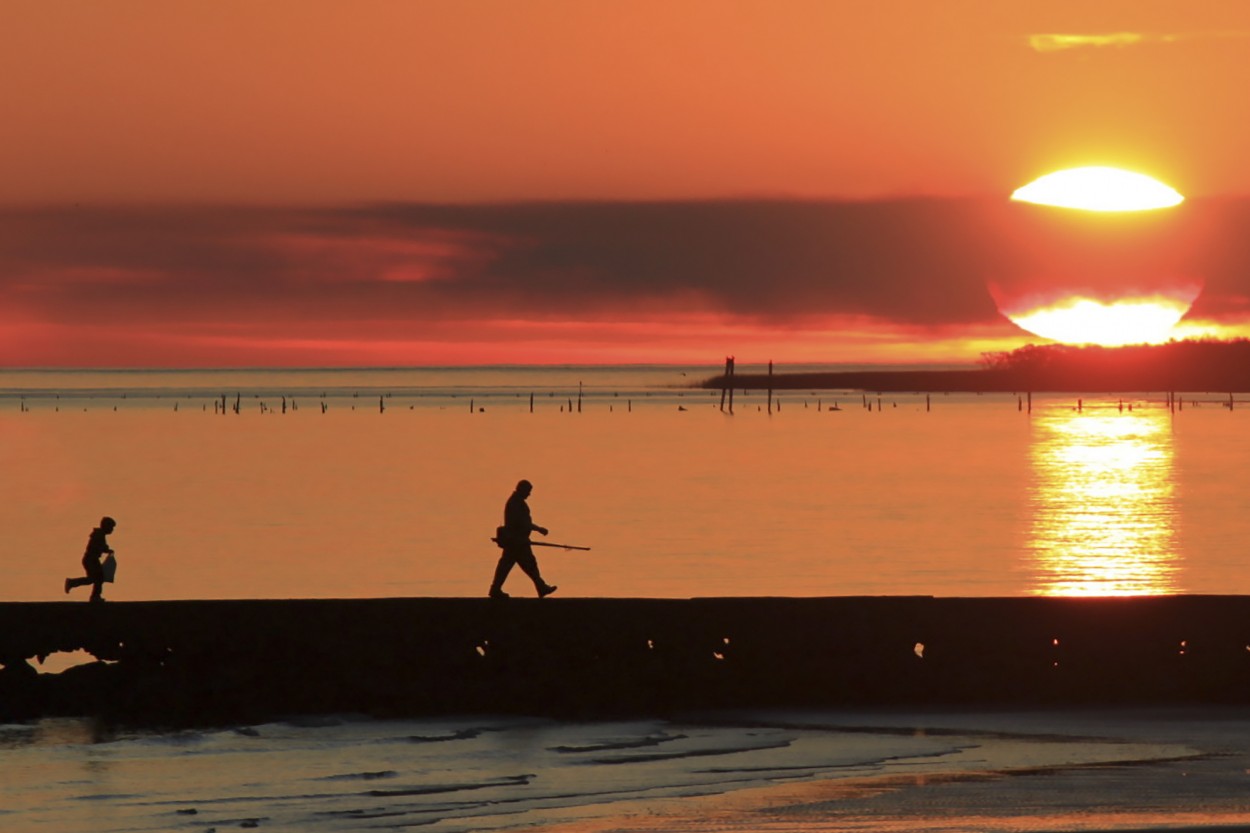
489, 551, 517, 597
87, 564, 104, 602
515, 548, 556, 597
68, 558, 97, 594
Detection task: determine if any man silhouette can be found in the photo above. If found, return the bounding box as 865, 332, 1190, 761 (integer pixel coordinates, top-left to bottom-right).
489, 480, 557, 599
65, 516, 116, 603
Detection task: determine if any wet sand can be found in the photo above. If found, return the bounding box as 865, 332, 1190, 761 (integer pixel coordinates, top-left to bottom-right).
536, 707, 1250, 833
5, 705, 1250, 832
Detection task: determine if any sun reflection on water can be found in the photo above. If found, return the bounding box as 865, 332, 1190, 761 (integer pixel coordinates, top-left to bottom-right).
1028, 404, 1180, 596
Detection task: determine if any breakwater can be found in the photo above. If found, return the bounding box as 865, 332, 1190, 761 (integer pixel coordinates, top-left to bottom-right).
4, 596, 1250, 726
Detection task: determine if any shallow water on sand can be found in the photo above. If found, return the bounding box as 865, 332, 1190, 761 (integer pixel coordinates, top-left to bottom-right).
4, 708, 1249, 833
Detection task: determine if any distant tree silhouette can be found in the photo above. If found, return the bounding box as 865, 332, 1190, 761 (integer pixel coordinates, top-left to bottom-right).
979, 338, 1250, 391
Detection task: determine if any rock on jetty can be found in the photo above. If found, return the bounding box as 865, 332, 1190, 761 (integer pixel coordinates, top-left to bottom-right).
4, 596, 1250, 726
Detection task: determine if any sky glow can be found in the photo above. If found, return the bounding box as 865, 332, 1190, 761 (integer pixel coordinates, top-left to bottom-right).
4, 3, 1250, 366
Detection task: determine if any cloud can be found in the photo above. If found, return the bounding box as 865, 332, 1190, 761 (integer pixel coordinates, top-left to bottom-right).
0, 201, 1006, 331
2, 199, 1247, 365
1028, 31, 1250, 53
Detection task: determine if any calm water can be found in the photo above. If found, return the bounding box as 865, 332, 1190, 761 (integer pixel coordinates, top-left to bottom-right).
3, 364, 1250, 601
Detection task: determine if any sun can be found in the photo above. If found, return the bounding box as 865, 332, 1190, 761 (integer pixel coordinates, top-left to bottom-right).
996, 166, 1194, 345
1005, 295, 1197, 347
1011, 166, 1183, 212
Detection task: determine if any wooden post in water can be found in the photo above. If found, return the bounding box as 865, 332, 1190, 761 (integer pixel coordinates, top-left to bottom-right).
529, 393, 534, 413
1028, 391, 1032, 414
578, 382, 583, 413
767, 360, 773, 415
719, 357, 730, 412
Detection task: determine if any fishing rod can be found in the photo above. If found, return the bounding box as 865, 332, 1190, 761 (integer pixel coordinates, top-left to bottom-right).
490, 534, 591, 552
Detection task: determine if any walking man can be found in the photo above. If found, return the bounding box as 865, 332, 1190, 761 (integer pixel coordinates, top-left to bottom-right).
65, 516, 116, 603
489, 480, 557, 599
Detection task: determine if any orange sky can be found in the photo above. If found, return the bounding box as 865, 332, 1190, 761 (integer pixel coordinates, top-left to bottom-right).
4, 1, 1250, 366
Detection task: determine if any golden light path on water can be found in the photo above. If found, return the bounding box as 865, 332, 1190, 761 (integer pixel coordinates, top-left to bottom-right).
1028, 404, 1180, 596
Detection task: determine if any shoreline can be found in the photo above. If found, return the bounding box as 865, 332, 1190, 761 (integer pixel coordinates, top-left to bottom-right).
700, 367, 1250, 393
701, 342, 1250, 393
543, 705, 1250, 833
13, 705, 1250, 833
534, 705, 1250, 833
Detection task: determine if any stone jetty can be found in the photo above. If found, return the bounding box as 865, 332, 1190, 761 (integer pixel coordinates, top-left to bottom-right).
3, 596, 1250, 726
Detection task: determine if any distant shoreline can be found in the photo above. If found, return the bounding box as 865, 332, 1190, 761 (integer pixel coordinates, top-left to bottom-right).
701, 368, 1014, 393
700, 368, 1250, 394
698, 367, 1250, 393
700, 342, 1250, 393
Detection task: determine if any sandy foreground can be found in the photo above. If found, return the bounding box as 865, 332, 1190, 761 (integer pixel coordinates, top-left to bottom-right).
536, 707, 1250, 833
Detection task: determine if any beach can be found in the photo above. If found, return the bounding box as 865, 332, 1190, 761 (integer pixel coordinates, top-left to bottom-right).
598, 708, 1250, 833
4, 707, 1250, 833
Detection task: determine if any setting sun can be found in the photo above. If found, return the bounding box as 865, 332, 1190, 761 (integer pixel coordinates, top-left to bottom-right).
996, 167, 1195, 345
1005, 295, 1194, 347
1011, 167, 1184, 212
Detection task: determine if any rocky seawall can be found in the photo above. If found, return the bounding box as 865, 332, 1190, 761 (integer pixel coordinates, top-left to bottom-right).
4, 596, 1250, 726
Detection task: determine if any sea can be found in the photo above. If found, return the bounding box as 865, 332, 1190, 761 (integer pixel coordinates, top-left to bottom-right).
6, 363, 1250, 832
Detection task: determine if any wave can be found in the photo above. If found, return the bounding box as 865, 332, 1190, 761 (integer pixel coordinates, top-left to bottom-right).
317, 770, 399, 781
550, 731, 689, 754
366, 774, 534, 798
